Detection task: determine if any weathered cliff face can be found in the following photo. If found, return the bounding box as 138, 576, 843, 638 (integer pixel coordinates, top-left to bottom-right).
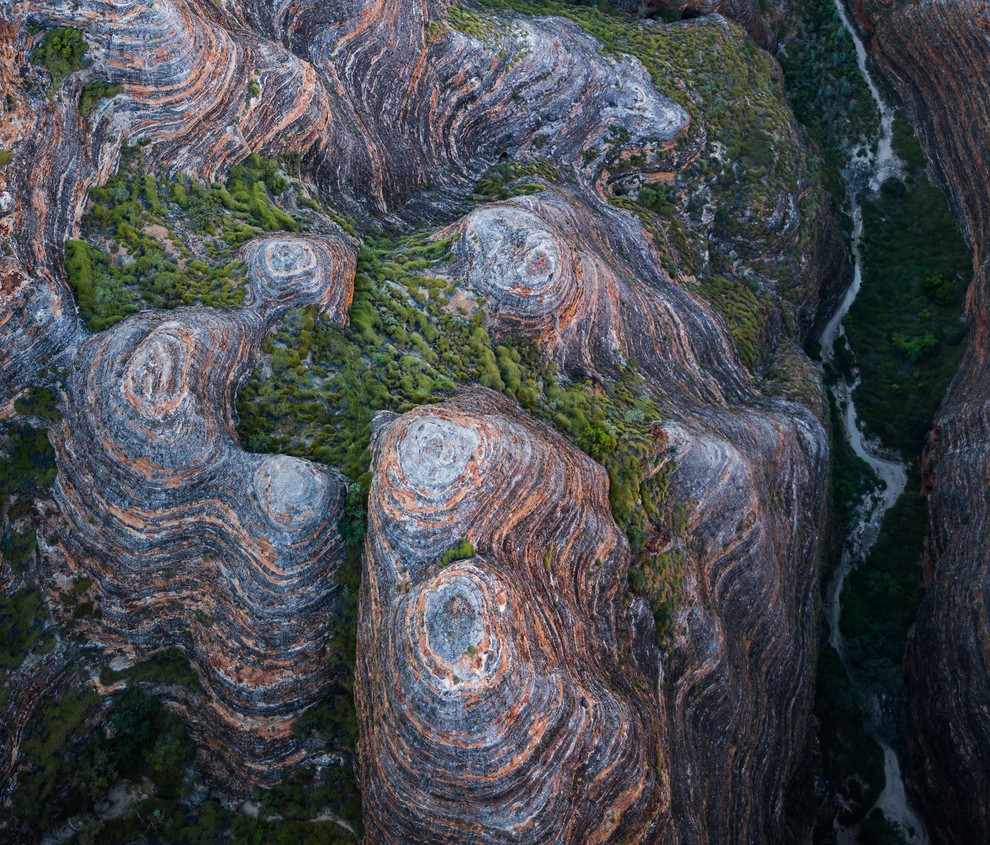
1, 0, 838, 839
856, 1, 990, 841
366, 172, 830, 842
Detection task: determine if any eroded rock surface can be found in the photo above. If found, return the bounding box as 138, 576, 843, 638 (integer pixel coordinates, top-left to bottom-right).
357, 390, 668, 844
44, 232, 355, 777
379, 167, 830, 842
1, 0, 836, 838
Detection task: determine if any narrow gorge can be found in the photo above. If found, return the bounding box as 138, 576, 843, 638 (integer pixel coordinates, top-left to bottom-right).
0, 1, 985, 844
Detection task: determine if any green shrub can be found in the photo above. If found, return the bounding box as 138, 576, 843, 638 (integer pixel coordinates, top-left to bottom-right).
79, 81, 123, 118
31, 27, 88, 93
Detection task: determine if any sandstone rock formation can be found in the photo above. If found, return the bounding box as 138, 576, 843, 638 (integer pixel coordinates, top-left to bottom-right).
357, 389, 668, 843
859, 1, 990, 840
397, 185, 831, 842
451, 189, 745, 404
43, 232, 356, 778
1, 0, 837, 838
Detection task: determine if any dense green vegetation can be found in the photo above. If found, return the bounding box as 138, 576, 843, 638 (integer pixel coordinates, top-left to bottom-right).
815, 644, 886, 826
0, 424, 57, 511
66, 147, 305, 331
779, 0, 879, 226
0, 588, 50, 672
845, 120, 970, 455
0, 421, 58, 581
31, 27, 88, 94
781, 15, 968, 844
10, 686, 103, 832
0, 398, 61, 710
437, 540, 476, 567
99, 647, 203, 692
841, 479, 926, 712
8, 662, 361, 844
473, 158, 559, 200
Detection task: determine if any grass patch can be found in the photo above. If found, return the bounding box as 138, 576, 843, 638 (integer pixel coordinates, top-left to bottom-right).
66, 148, 304, 331
437, 540, 476, 566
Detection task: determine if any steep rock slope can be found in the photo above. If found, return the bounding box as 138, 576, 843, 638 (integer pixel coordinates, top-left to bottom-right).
358, 390, 667, 843
858, 1, 990, 840
424, 183, 830, 843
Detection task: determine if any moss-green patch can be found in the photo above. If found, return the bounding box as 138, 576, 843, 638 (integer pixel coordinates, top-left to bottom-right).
11, 685, 102, 832
13, 385, 60, 421
448, 4, 504, 44
66, 148, 306, 331
0, 424, 58, 511
474, 158, 560, 200
0, 588, 48, 670
437, 540, 476, 566
79, 81, 123, 118
99, 647, 203, 693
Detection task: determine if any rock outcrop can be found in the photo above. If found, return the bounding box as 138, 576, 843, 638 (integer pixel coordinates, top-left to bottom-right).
357, 389, 668, 843
2, 0, 835, 837
858, 1, 990, 840
43, 232, 355, 778
451, 189, 745, 403
445, 185, 829, 843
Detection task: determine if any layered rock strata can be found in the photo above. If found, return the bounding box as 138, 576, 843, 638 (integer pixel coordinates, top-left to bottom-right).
357, 389, 668, 844
860, 1, 990, 840
451, 189, 746, 404
45, 233, 355, 777
31, 0, 689, 215
447, 187, 829, 844
0, 0, 837, 836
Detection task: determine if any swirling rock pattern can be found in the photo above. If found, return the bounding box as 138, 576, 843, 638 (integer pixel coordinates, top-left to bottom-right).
450, 184, 829, 843
861, 1, 990, 840
656, 407, 828, 843
452, 189, 747, 405
45, 232, 356, 777
357, 389, 667, 844
1, 0, 836, 837
242, 233, 356, 320
31, 0, 337, 182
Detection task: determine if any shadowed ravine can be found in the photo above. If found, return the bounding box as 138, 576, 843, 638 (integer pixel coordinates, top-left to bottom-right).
820, 3, 925, 841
